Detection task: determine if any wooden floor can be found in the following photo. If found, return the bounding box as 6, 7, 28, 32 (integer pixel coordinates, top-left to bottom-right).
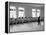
10, 21, 44, 32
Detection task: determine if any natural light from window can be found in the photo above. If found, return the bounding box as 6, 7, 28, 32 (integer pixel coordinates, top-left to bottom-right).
18, 7, 25, 17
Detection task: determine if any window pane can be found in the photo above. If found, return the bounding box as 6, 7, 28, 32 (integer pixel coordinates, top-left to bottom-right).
10, 11, 13, 18
32, 9, 36, 17
18, 7, 25, 17
10, 6, 17, 18
37, 9, 40, 17
32, 9, 36, 11
32, 12, 36, 17
37, 12, 40, 17
10, 6, 16, 9
18, 7, 24, 10
10, 11, 17, 18
13, 11, 17, 18
18, 11, 24, 17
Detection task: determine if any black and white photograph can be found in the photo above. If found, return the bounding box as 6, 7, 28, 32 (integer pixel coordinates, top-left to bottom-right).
5, 1, 44, 33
